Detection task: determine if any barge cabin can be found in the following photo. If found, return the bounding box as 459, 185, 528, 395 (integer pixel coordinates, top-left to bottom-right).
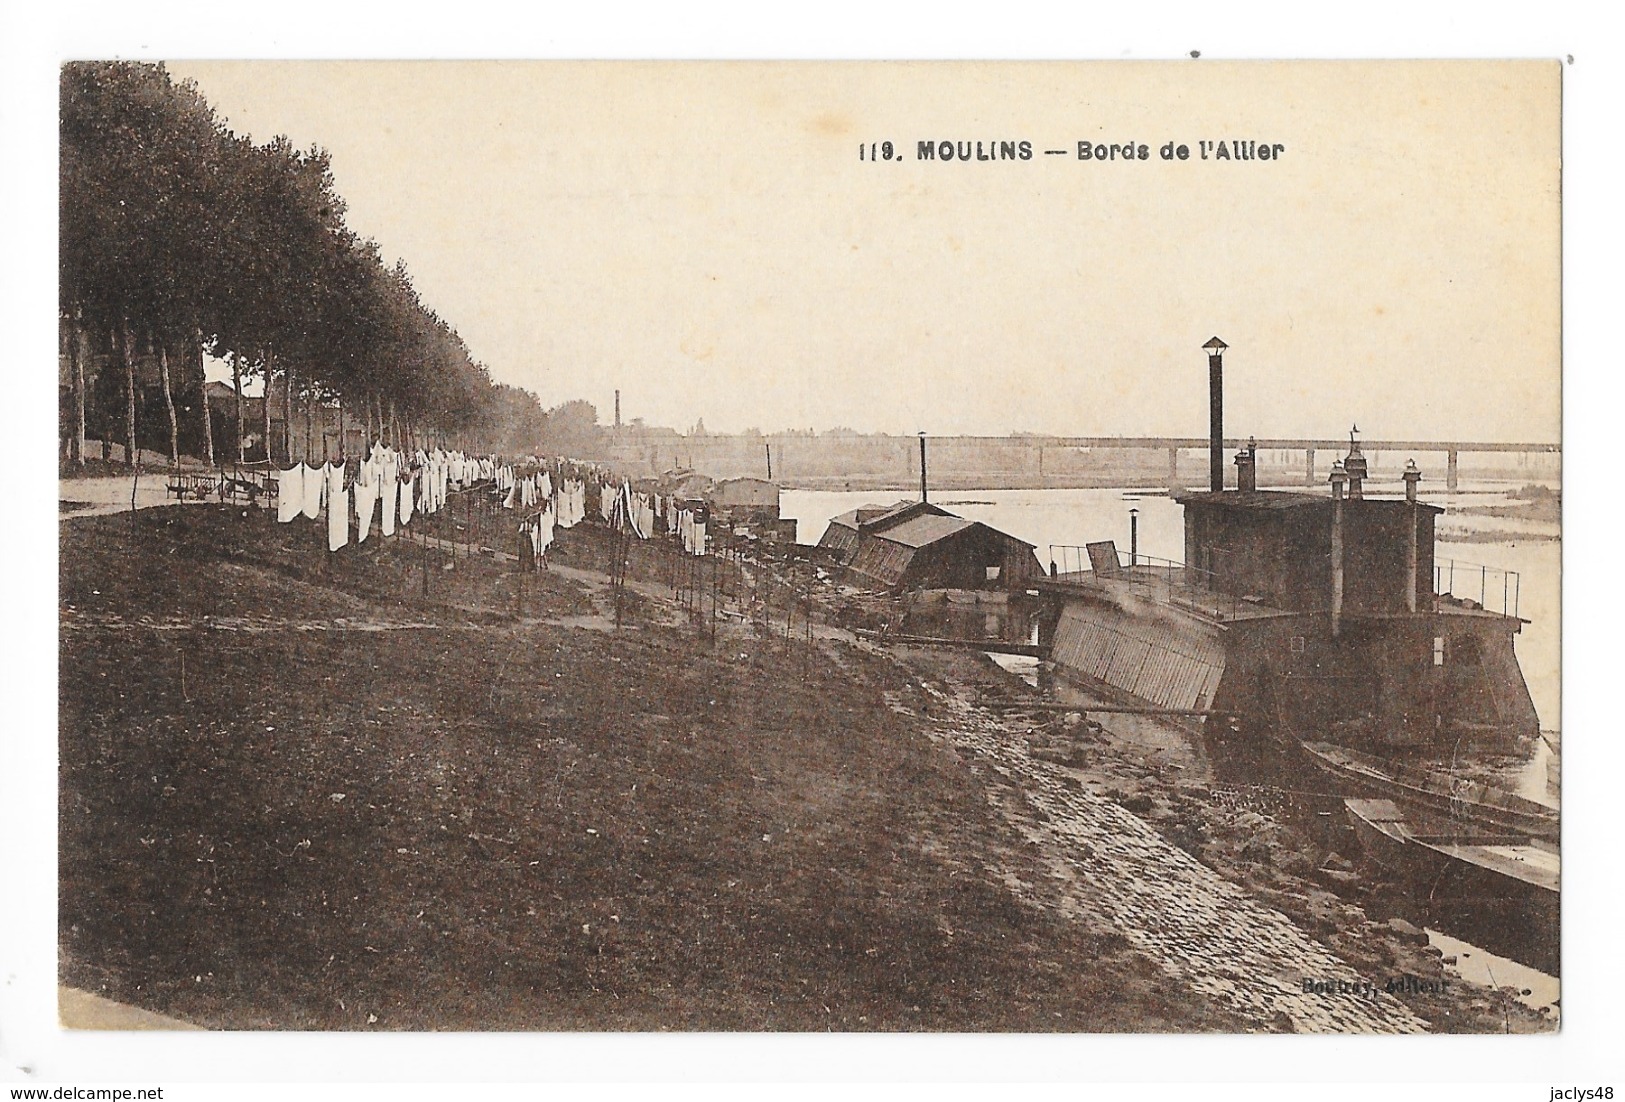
1037, 341, 1538, 756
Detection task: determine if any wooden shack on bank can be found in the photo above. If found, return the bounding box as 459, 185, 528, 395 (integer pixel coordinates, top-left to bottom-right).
818, 500, 945, 563
708, 476, 796, 541
712, 477, 780, 520
817, 499, 1043, 593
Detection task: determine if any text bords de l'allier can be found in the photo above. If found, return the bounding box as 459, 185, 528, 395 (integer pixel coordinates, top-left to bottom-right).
857, 140, 1285, 163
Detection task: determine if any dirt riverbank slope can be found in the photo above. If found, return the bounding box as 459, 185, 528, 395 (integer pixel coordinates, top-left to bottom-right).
58, 504, 1545, 1031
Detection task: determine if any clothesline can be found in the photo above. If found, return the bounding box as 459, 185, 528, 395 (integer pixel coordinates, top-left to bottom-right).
270, 449, 715, 563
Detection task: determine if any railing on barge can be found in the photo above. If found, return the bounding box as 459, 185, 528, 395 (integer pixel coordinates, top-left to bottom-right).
1434, 558, 1522, 620
1045, 547, 1525, 622
1044, 545, 1243, 622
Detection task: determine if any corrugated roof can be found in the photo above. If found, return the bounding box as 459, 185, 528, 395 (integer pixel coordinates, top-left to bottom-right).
864, 500, 938, 526
872, 513, 978, 548
827, 502, 895, 530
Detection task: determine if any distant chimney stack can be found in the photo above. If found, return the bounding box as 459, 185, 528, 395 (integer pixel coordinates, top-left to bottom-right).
1234, 435, 1258, 493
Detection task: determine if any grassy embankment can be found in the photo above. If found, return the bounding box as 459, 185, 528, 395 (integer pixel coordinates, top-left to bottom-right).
59, 503, 1236, 1031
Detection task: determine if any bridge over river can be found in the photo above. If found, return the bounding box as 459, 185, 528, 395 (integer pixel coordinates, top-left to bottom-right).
606, 433, 1560, 492
1039, 436, 1558, 491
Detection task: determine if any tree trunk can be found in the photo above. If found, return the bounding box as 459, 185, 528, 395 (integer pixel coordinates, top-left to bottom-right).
232, 353, 245, 464
69, 310, 86, 468
157, 335, 180, 470
306, 394, 315, 464
59, 316, 71, 462
101, 327, 114, 461
119, 319, 138, 469
195, 330, 214, 468
336, 398, 346, 462
284, 362, 296, 465
261, 353, 274, 466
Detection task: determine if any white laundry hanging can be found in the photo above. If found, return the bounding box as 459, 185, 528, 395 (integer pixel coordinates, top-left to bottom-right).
276, 465, 304, 523
381, 468, 397, 537
327, 464, 349, 552
354, 464, 378, 543
301, 463, 325, 521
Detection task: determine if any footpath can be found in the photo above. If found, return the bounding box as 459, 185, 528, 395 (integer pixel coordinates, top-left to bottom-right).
58, 988, 203, 1031
880, 668, 1430, 1034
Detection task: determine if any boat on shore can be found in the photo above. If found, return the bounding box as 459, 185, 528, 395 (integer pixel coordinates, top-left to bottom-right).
1344, 797, 1558, 943
1303, 740, 1558, 839
1021, 337, 1558, 970
1037, 344, 1542, 768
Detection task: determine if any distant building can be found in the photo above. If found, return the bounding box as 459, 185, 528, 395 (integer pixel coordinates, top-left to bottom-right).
708, 476, 795, 541
711, 476, 780, 520
204, 381, 278, 460
658, 468, 715, 500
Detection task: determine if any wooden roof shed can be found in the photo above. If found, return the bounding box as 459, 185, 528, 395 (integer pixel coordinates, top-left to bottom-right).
816, 500, 949, 564
845, 510, 1044, 592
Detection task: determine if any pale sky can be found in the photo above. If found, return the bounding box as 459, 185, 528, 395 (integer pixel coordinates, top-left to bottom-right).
171, 60, 1561, 442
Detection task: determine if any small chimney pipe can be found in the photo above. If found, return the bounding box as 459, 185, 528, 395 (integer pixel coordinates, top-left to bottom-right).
1402, 459, 1422, 613
1344, 426, 1367, 499
1330, 460, 1347, 637
1234, 436, 1258, 493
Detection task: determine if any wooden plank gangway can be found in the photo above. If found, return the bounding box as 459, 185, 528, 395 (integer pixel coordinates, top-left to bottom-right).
857, 630, 1045, 658
988, 701, 1235, 718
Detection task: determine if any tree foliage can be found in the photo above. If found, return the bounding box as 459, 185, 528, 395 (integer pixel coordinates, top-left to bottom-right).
60, 61, 550, 461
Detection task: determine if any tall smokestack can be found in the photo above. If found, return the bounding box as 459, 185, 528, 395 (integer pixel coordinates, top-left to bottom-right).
614, 390, 621, 429
1204, 337, 1228, 492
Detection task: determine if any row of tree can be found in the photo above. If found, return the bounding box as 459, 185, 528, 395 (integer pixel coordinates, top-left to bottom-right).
60, 60, 564, 470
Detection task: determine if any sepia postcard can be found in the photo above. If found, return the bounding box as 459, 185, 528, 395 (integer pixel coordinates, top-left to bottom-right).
47, 57, 1563, 1058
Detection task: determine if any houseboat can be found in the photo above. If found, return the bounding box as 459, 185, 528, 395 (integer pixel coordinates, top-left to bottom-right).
1036, 340, 1542, 768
